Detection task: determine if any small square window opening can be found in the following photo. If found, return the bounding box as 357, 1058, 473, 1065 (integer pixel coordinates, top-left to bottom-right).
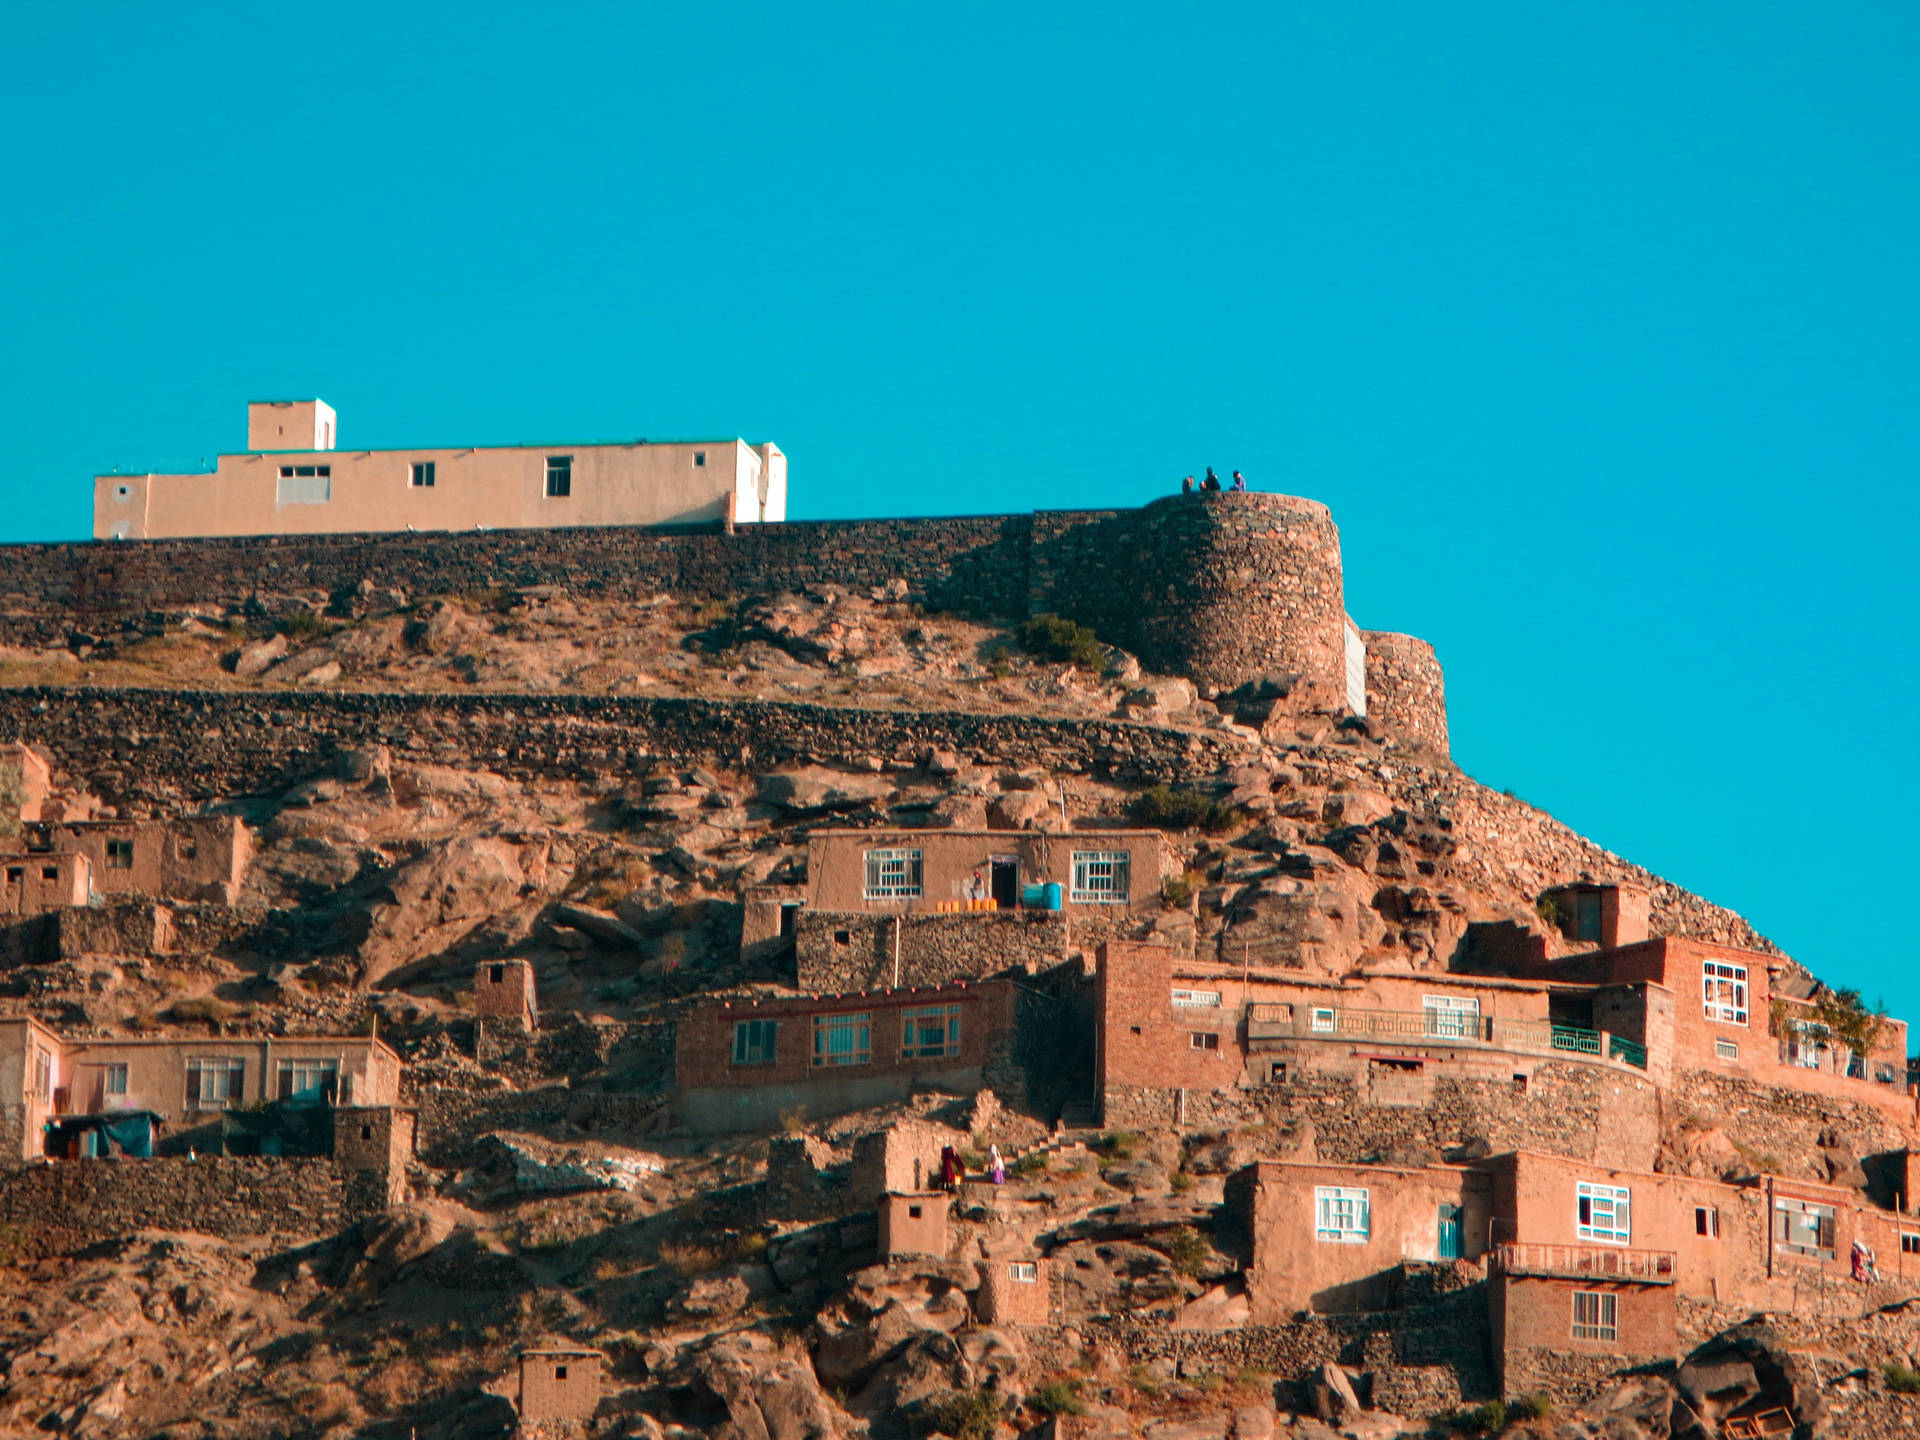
41, 866, 58, 881
555, 1365, 567, 1381
106, 840, 134, 869
908, 1205, 923, 1219
1695, 1206, 1718, 1238
545, 455, 572, 497
411, 461, 436, 487
694, 451, 707, 467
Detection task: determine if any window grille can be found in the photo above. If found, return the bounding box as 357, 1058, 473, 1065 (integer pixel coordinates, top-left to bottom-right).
1702, 961, 1748, 1025
863, 848, 923, 899
812, 1012, 871, 1067
185, 1058, 247, 1111
1422, 994, 1480, 1039
1310, 1007, 1336, 1034
1571, 1291, 1617, 1341
732, 1018, 778, 1065
1715, 1038, 1739, 1060
1576, 1182, 1632, 1245
901, 1004, 962, 1059
1314, 1186, 1370, 1243
1773, 1198, 1836, 1259
1009, 1262, 1038, 1282
1070, 851, 1131, 904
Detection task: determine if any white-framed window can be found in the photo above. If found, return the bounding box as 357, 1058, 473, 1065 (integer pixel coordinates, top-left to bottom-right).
1009, 1261, 1038, 1283
732, 1018, 778, 1065
411, 461, 436, 488
1576, 1182, 1631, 1245
1571, 1290, 1617, 1341
276, 1059, 339, 1105
812, 1012, 871, 1067
1715, 1038, 1739, 1061
1310, 1007, 1336, 1034
1422, 994, 1480, 1039
1695, 1206, 1718, 1238
1315, 1186, 1370, 1243
863, 848, 923, 899
104, 1063, 128, 1097
1773, 1198, 1836, 1260
1070, 851, 1131, 905
545, 455, 572, 497
1787, 1020, 1827, 1069
902, 1004, 962, 1059
1189, 1032, 1219, 1051
1171, 989, 1222, 1008
185, 1058, 247, 1111
1901, 1233, 1920, 1256
1702, 961, 1748, 1026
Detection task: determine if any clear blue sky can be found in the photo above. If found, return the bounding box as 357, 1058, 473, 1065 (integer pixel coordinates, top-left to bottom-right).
2, 5, 1915, 1017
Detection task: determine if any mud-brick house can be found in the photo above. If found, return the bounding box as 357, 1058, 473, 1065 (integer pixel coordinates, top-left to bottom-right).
0, 1016, 403, 1161
749, 828, 1167, 991
674, 979, 1019, 1132
0, 815, 252, 916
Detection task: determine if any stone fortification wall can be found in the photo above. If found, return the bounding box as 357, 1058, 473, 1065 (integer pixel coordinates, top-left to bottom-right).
1362, 631, 1449, 758
0, 493, 1371, 701
1105, 1061, 1663, 1172
0, 686, 1245, 807
0, 1156, 356, 1255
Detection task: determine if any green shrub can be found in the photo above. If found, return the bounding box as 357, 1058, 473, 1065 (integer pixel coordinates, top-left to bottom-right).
921, 1388, 1006, 1439
1164, 1225, 1211, 1277
1129, 1364, 1163, 1399
986, 649, 1012, 680
1129, 785, 1234, 833
1009, 1151, 1048, 1180
1455, 1398, 1507, 1433
1161, 872, 1196, 907
1886, 1364, 1920, 1394
1027, 1379, 1087, 1417
1096, 1131, 1142, 1161
1509, 1392, 1552, 1419
1015, 614, 1104, 669
1169, 1169, 1195, 1194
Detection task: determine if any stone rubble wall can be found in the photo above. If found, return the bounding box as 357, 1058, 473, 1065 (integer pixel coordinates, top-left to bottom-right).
1361, 631, 1449, 759
0, 1155, 355, 1256
794, 910, 1074, 992
0, 686, 1247, 809
408, 1083, 669, 1168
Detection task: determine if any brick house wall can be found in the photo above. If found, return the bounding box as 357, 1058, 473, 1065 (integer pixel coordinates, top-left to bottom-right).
0, 851, 90, 915
516, 1350, 604, 1424
803, 829, 1166, 916
474, 959, 538, 1028
1492, 1274, 1676, 1402
333, 1105, 415, 1208
976, 1256, 1052, 1325
674, 980, 1017, 1133
19, 815, 250, 907
795, 909, 1074, 992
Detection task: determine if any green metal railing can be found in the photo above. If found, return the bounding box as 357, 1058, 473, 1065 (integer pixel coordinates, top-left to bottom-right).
1550, 1025, 1602, 1055
1609, 1035, 1649, 1069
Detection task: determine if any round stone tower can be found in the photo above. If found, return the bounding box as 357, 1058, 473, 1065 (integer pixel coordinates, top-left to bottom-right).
1362, 630, 1449, 757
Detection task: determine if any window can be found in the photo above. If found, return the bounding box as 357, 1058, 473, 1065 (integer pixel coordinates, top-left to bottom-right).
105, 840, 134, 869
1571, 1291, 1617, 1342
863, 848, 923, 899
104, 1063, 128, 1097
1572, 891, 1603, 943
4, 867, 21, 884
411, 461, 436, 488
1878, 1063, 1899, 1086
1773, 1198, 1836, 1259
360, 1124, 373, 1140
554, 1366, 568, 1381
1189, 1032, 1220, 1051
276, 1059, 339, 1104
1901, 1233, 1920, 1256
908, 1204, 923, 1219
490, 964, 506, 985
41, 866, 58, 881
1702, 961, 1748, 1026
1009, 1262, 1038, 1282
1576, 1182, 1632, 1245
1695, 1206, 1718, 1238
176, 834, 197, 861
32, 1049, 51, 1097
276, 466, 332, 505
1310, 1007, 1336, 1034
1171, 989, 1222, 1008
1315, 1186, 1370, 1243
902, 1004, 962, 1059
545, 455, 572, 497
812, 1012, 871, 1067
185, 1058, 246, 1111
694, 451, 707, 467
1422, 994, 1480, 1040
1787, 1020, 1828, 1069
1070, 851, 1131, 904
1715, 1038, 1739, 1061
732, 1018, 778, 1066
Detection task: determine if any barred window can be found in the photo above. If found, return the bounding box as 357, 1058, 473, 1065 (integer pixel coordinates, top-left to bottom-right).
902, 1004, 962, 1059
1702, 961, 1748, 1025
813, 1012, 871, 1067
863, 848, 923, 899
1310, 1007, 1336, 1034
1314, 1186, 1370, 1243
1571, 1291, 1617, 1341
1714, 1038, 1739, 1061
1576, 1182, 1631, 1245
1422, 994, 1480, 1039
732, 1018, 778, 1065
1070, 851, 1130, 904
1009, 1261, 1038, 1282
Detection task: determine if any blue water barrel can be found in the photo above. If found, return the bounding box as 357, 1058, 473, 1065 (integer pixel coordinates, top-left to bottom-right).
1021, 884, 1047, 908
1043, 882, 1064, 911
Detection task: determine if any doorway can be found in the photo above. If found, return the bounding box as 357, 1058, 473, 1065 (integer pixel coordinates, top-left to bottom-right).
1438, 1203, 1463, 1260
990, 857, 1019, 909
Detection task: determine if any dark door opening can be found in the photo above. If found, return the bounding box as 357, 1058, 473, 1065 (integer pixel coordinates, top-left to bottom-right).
780, 903, 802, 938
990, 857, 1019, 909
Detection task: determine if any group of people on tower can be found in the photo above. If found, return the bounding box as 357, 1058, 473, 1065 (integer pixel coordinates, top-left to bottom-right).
1181, 467, 1246, 493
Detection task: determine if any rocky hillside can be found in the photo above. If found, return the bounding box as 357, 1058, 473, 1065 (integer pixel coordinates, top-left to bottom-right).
0, 577, 1899, 1440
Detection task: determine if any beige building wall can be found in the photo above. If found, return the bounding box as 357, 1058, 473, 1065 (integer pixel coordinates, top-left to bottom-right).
804, 829, 1166, 915
0, 852, 91, 915
96, 402, 786, 539
247, 399, 337, 453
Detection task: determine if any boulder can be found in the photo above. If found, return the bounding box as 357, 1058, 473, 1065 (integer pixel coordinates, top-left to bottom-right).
758, 768, 891, 814
1311, 1361, 1362, 1422
230, 633, 288, 676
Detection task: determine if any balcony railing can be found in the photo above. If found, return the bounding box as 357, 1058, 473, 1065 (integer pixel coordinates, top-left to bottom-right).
1490, 1242, 1676, 1284
1243, 1004, 1649, 1070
